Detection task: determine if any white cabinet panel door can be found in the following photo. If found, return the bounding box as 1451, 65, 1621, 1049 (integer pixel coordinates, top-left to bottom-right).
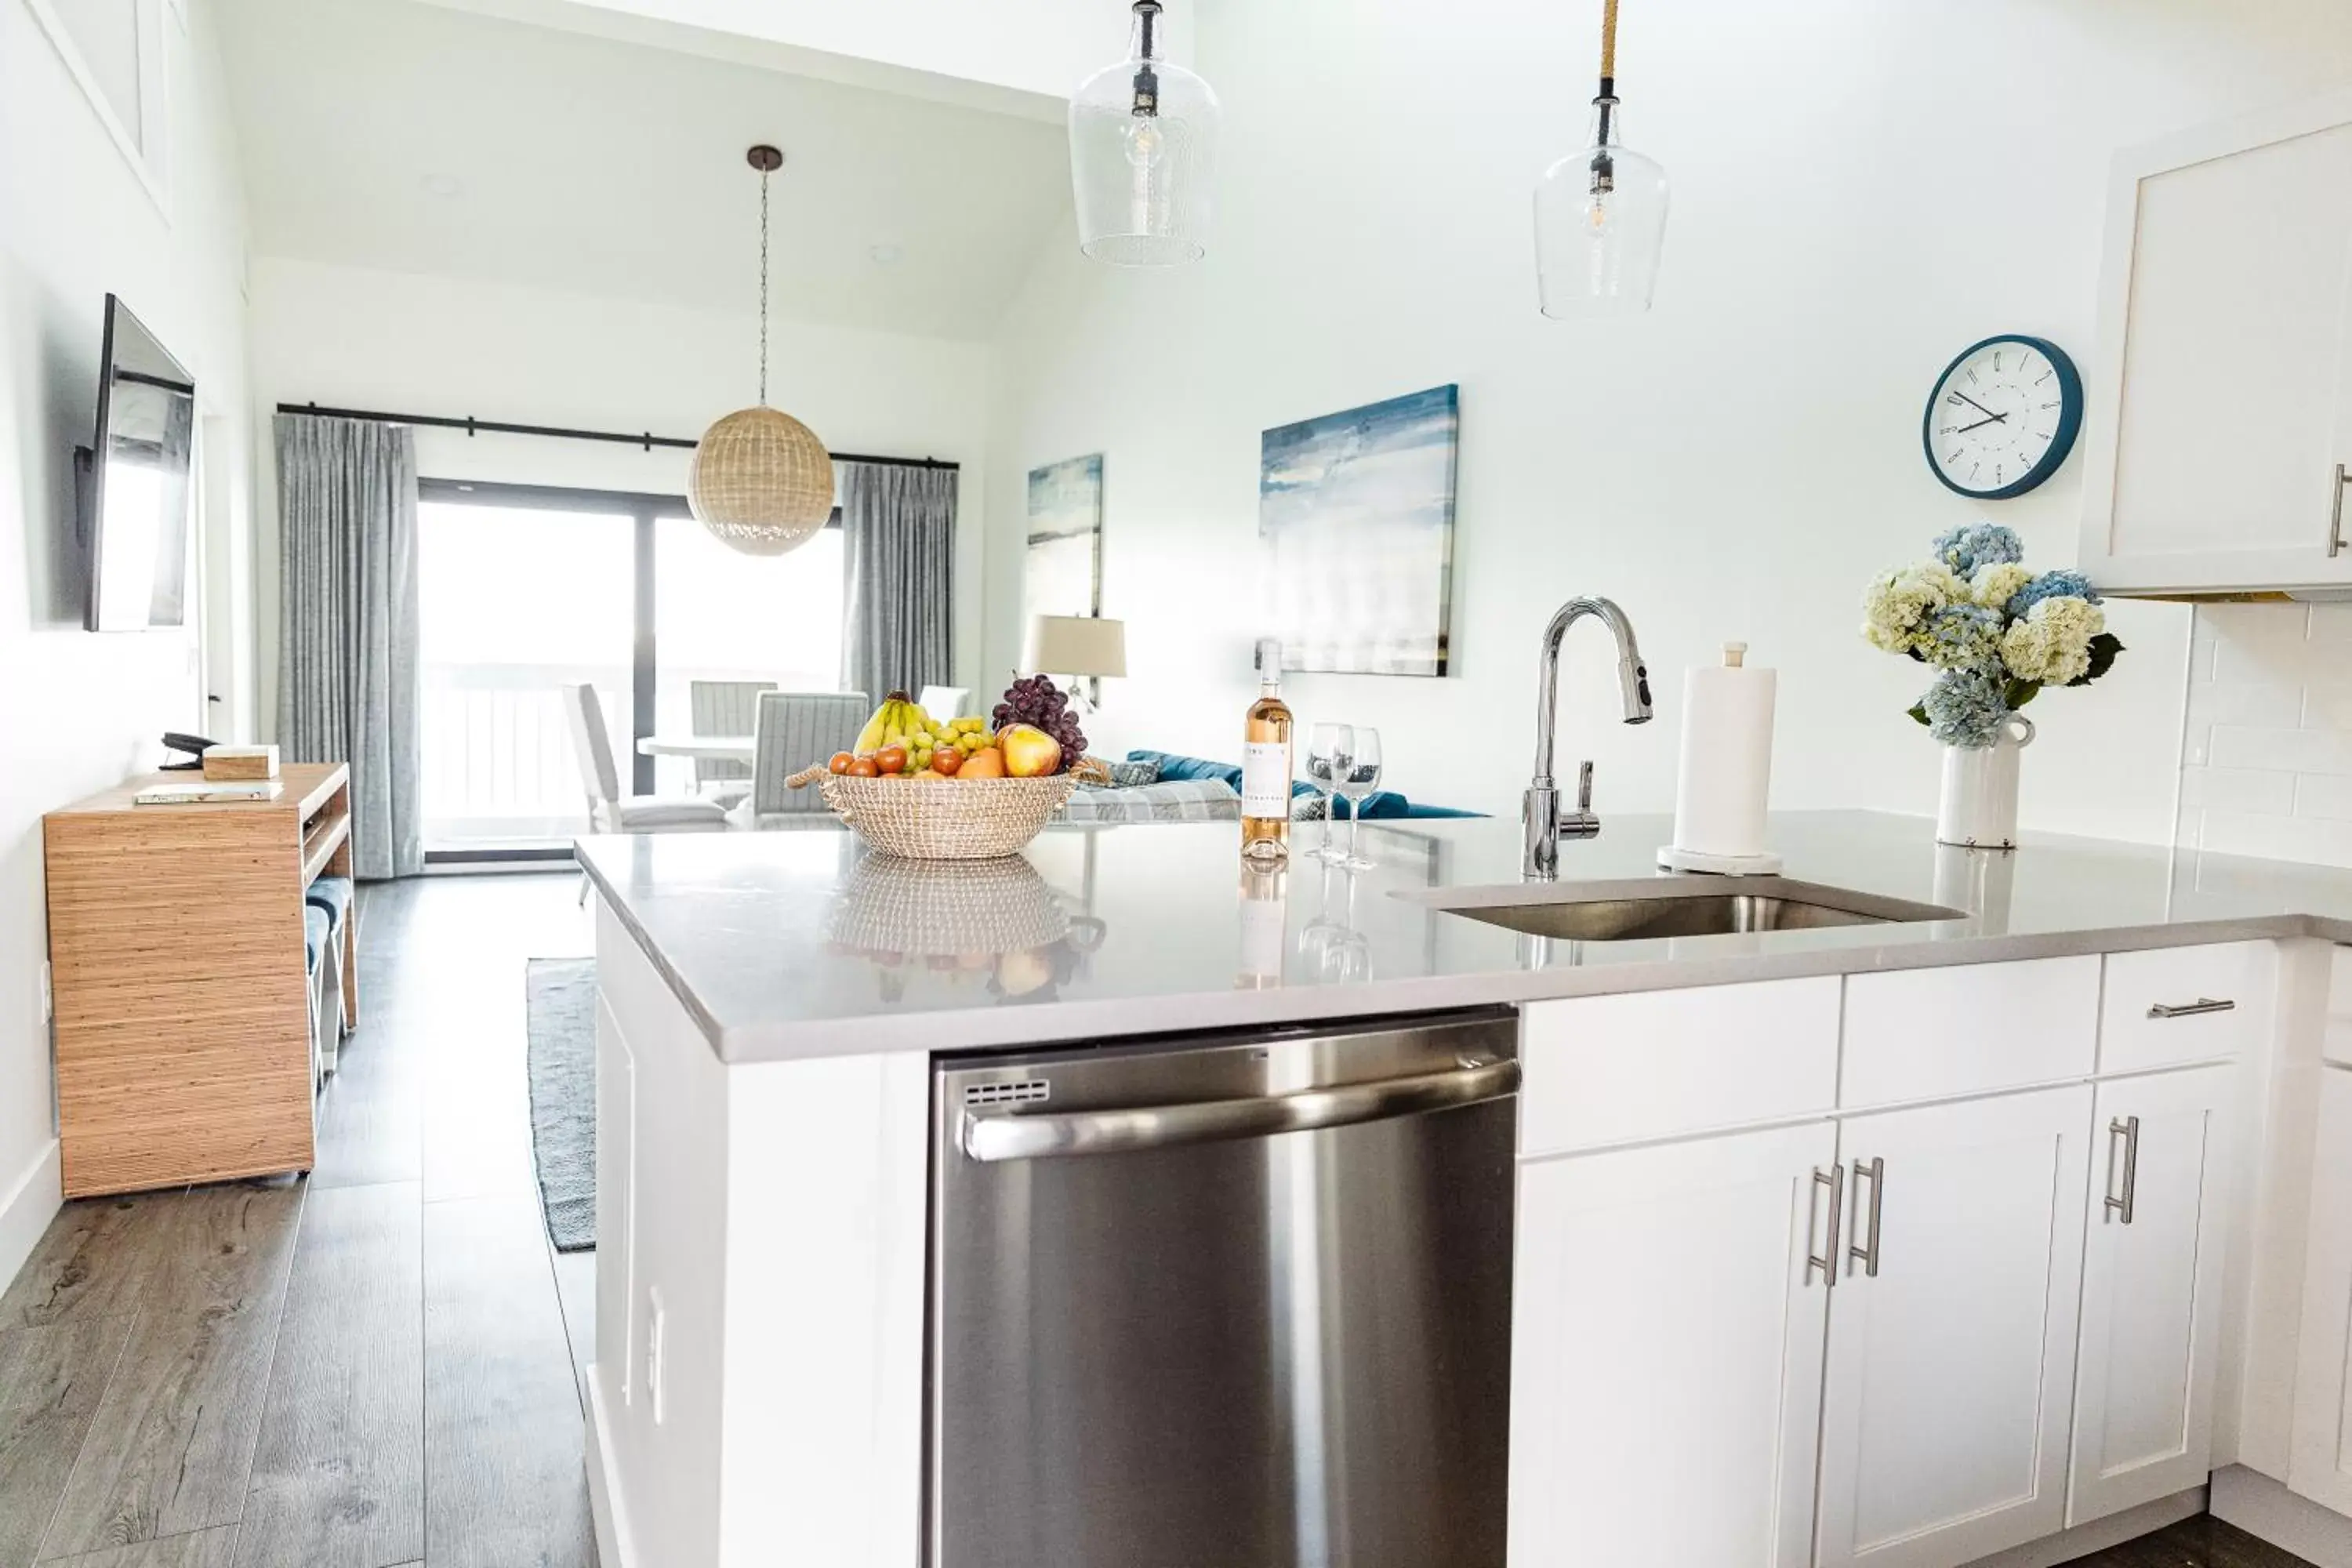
2068, 1067, 2233, 1526
1815, 1087, 2092, 1568
1508, 1123, 1836, 1568
2289, 1068, 2352, 1511
2082, 93, 2352, 594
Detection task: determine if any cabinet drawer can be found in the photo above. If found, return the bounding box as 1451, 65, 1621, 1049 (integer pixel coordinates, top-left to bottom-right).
1842, 956, 2099, 1109
2102, 943, 2270, 1074
1519, 978, 1839, 1157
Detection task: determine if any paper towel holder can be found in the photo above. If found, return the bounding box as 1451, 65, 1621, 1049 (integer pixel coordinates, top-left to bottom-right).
1658, 640, 1782, 876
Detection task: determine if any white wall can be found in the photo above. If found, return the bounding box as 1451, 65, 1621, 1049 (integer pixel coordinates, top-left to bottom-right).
0, 0, 256, 1275
985, 0, 2352, 841
246, 256, 993, 735
2176, 603, 2352, 868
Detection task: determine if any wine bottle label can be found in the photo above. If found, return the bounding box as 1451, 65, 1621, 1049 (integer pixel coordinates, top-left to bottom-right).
1240, 740, 1291, 820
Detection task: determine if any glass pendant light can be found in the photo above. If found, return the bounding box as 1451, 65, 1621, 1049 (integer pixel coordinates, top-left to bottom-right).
1534, 0, 1669, 317
689, 146, 834, 556
1069, 0, 1219, 266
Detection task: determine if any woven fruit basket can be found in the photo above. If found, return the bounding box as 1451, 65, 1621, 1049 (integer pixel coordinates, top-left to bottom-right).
818, 773, 1077, 860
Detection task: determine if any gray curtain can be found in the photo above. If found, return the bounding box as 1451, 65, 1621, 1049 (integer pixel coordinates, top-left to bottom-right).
276, 415, 422, 879
840, 461, 954, 702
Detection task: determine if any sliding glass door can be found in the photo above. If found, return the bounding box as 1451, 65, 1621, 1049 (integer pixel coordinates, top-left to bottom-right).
416, 480, 843, 855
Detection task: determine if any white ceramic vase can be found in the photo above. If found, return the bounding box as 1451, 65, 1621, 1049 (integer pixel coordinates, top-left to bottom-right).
1934, 713, 2036, 850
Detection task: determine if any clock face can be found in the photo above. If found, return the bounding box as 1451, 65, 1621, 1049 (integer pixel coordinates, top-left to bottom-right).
1922, 336, 2082, 499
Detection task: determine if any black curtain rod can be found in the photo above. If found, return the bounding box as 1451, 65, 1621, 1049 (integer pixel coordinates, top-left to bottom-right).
274, 401, 958, 472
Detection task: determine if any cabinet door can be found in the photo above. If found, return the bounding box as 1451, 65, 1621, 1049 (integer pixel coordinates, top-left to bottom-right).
2289, 1068, 2352, 1511
1815, 1086, 2092, 1568
1508, 1123, 1837, 1568
2068, 1066, 2234, 1526
2081, 93, 2352, 594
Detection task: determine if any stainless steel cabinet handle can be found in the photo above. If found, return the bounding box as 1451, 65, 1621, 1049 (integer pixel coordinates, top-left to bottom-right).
2146, 997, 2235, 1020
961, 1057, 1521, 1163
1847, 1156, 1885, 1279
1806, 1163, 1845, 1289
2104, 1115, 2141, 1225
2333, 463, 2350, 558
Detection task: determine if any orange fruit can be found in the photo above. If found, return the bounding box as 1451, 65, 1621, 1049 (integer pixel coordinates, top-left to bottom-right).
958, 747, 1006, 779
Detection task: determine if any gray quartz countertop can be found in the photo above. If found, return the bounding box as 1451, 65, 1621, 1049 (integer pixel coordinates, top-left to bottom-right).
575, 811, 2352, 1065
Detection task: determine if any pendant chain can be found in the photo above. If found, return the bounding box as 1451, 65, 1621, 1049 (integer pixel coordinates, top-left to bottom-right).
757, 169, 771, 406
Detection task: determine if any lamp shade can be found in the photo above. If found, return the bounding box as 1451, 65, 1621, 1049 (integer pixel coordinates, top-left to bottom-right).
1025, 615, 1128, 679
688, 406, 836, 556
1069, 2, 1218, 266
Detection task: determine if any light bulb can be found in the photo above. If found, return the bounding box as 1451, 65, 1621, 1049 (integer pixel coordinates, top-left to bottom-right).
1587, 194, 1611, 235
1124, 117, 1165, 170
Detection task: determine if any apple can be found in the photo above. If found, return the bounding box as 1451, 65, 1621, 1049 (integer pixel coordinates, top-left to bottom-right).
998, 724, 1062, 779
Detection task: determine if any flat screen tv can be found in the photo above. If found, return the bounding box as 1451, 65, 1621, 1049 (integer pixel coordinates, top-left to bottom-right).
85, 294, 195, 632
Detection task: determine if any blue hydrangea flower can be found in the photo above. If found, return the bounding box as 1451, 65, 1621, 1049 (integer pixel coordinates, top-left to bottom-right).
1929, 523, 2024, 578
1918, 603, 2004, 671
1921, 666, 2011, 749
2005, 569, 2103, 616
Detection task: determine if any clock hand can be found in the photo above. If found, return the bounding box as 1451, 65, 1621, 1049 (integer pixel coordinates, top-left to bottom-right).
1955, 415, 2005, 434
1953, 390, 2007, 422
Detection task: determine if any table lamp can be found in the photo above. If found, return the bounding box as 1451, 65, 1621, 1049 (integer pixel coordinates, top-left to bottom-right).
1025, 615, 1127, 710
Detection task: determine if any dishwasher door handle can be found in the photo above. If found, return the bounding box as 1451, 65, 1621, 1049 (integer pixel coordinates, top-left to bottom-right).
961, 1057, 1522, 1163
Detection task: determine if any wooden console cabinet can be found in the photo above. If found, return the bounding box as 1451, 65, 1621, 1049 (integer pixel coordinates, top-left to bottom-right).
43, 762, 356, 1196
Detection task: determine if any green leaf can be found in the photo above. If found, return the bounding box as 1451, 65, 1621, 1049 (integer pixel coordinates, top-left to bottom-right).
2069, 632, 2126, 688
1907, 702, 1930, 728
2004, 678, 2043, 710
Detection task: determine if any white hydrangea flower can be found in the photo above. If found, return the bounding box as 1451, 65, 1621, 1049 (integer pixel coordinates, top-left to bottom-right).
1861, 563, 1962, 655
2000, 596, 2106, 686
1970, 561, 2034, 612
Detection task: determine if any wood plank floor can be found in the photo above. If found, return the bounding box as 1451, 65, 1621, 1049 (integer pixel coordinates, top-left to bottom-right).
0, 873, 594, 1568
2061, 1514, 2316, 1565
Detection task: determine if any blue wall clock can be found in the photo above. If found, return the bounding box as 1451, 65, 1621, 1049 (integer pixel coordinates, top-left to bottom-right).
1922, 335, 2082, 499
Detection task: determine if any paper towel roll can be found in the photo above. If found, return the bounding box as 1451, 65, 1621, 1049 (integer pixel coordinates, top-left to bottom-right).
1671, 645, 1777, 859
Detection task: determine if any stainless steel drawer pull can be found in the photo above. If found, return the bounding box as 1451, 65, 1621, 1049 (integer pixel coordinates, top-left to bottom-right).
1847, 1156, 1885, 1279
2147, 997, 2235, 1020
2333, 463, 2350, 558
961, 1056, 1521, 1163
2105, 1115, 2141, 1225
1806, 1163, 1844, 1289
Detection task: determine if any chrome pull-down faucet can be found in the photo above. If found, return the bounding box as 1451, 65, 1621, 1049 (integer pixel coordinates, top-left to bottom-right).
1525, 596, 1653, 880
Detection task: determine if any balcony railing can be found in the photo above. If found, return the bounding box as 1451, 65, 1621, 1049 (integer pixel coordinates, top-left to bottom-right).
422, 661, 620, 848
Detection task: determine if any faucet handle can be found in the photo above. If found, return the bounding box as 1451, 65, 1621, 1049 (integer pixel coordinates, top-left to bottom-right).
1560, 760, 1601, 840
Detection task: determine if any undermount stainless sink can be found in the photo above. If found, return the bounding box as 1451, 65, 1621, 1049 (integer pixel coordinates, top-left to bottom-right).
1420, 877, 1964, 942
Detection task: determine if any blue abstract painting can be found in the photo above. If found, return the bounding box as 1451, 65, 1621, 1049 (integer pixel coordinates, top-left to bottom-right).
1260, 384, 1457, 677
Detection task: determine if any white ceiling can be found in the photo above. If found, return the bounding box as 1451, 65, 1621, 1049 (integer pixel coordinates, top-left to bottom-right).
214, 0, 1075, 339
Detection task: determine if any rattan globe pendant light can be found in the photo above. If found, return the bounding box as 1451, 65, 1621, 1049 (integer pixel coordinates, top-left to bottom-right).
689, 145, 834, 556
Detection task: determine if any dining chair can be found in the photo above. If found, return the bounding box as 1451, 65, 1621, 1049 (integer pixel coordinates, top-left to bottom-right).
748, 691, 869, 815
919, 684, 971, 721
689, 679, 775, 802
561, 683, 729, 877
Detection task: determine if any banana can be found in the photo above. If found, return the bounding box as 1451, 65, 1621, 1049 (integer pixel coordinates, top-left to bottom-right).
853, 691, 932, 754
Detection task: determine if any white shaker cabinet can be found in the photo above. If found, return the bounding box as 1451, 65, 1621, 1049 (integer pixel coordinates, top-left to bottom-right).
1507, 1123, 1835, 1568
2067, 1066, 2235, 1526
2289, 1067, 2352, 1512
1813, 1087, 2092, 1568
2079, 89, 2352, 596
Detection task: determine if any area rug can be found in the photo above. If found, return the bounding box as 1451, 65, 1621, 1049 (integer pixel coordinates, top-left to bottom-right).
524, 957, 597, 1252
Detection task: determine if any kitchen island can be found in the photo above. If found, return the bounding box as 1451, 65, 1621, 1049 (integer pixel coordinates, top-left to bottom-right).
576, 811, 2352, 1568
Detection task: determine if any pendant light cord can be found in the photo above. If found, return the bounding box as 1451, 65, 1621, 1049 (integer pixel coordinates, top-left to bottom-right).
757, 168, 767, 408
1598, 0, 1618, 95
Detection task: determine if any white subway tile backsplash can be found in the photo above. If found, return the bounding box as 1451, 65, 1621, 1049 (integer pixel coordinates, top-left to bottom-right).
2180, 765, 2298, 815
2208, 724, 2352, 775
2178, 603, 2352, 867
2298, 773, 2352, 821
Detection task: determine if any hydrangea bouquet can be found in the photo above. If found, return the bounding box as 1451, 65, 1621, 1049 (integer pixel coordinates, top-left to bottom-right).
1862, 524, 2124, 749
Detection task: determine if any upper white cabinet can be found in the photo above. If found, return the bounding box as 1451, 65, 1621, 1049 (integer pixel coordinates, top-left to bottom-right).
1813, 1086, 2092, 1568
2068, 1065, 2234, 1526
1509, 1123, 1834, 1568
2079, 89, 2352, 596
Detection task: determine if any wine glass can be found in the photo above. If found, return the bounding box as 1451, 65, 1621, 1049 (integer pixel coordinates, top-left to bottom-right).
1305, 723, 1352, 862
1334, 728, 1382, 870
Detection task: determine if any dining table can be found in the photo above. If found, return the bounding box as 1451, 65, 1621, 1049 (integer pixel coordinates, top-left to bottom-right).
635, 735, 756, 765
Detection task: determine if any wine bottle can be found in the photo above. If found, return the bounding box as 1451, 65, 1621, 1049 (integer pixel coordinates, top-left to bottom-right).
1241, 638, 1293, 863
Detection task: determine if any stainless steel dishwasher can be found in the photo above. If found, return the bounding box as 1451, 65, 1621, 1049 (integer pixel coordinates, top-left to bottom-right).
928, 1011, 1518, 1568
